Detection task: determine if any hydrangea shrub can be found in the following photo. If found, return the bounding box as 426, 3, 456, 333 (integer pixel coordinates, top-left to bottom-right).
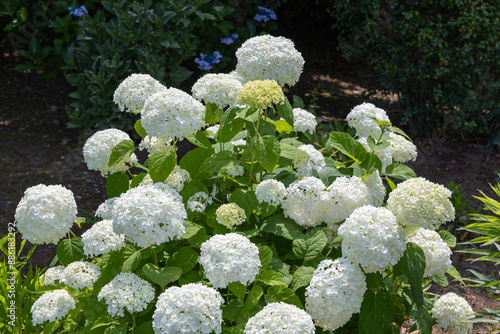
12, 34, 474, 333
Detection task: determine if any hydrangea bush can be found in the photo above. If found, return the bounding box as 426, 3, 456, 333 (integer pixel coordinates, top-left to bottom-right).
11, 34, 474, 333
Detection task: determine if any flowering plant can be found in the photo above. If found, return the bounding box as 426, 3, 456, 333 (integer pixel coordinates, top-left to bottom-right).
7, 34, 473, 334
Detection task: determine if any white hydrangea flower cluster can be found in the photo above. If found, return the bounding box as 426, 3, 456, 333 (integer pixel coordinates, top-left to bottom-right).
323, 176, 372, 227
215, 203, 246, 228
363, 170, 386, 207
41, 266, 65, 286
357, 136, 392, 174
113, 73, 166, 113
224, 164, 245, 178
432, 292, 474, 334
294, 144, 326, 177
338, 206, 406, 273
187, 192, 213, 212
346, 102, 390, 137
200, 233, 261, 289
235, 35, 305, 86
282, 177, 327, 227
98, 272, 155, 317
387, 132, 418, 163
164, 165, 190, 192
139, 135, 170, 154
191, 73, 243, 109
305, 258, 367, 331
81, 220, 125, 257
293, 108, 317, 134
406, 227, 452, 277
244, 302, 315, 334
141, 88, 205, 141
152, 283, 224, 334
386, 177, 455, 230
95, 197, 116, 220
63, 261, 101, 290
83, 128, 138, 176
111, 183, 186, 247
31, 290, 76, 326
255, 179, 287, 205
15, 184, 77, 245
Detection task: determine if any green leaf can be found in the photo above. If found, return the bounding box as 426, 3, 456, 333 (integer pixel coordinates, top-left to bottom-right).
273, 119, 293, 134
385, 163, 417, 180
329, 132, 366, 164
167, 247, 200, 274
258, 245, 273, 272
359, 290, 395, 334
134, 120, 147, 139
130, 172, 147, 189
180, 147, 214, 179
290, 266, 315, 291
186, 131, 212, 148
257, 136, 280, 173
218, 108, 246, 142
204, 102, 221, 124
236, 107, 261, 122
395, 242, 426, 307
235, 285, 263, 324
228, 281, 247, 302
142, 264, 182, 289
229, 188, 259, 218
276, 96, 294, 126
260, 270, 287, 286
292, 95, 305, 108
197, 151, 239, 178
279, 143, 309, 164
149, 147, 177, 183
261, 215, 303, 240
431, 274, 449, 287
121, 251, 142, 273
438, 230, 456, 248
265, 285, 303, 309
108, 140, 135, 168
168, 65, 193, 85
292, 228, 328, 261
182, 221, 203, 239
389, 126, 412, 141
410, 306, 434, 334
222, 299, 243, 321
56, 238, 86, 266
106, 173, 130, 198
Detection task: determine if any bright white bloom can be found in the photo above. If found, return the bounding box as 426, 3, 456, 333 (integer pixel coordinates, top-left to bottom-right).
83, 128, 138, 176
305, 258, 367, 331
200, 233, 260, 289
406, 227, 452, 276
346, 102, 390, 137
255, 179, 286, 205
141, 88, 205, 142
205, 124, 220, 139
31, 290, 76, 325
363, 170, 386, 207
63, 261, 101, 290
152, 283, 224, 334
432, 293, 474, 334
357, 136, 392, 174
323, 176, 372, 227
235, 35, 304, 86
230, 139, 246, 147
95, 197, 116, 220
15, 184, 77, 245
283, 177, 327, 227
187, 192, 213, 212
111, 183, 186, 247
386, 177, 455, 230
98, 272, 155, 317
164, 166, 190, 192
81, 220, 125, 257
387, 132, 418, 163
244, 302, 315, 334
339, 206, 406, 273
192, 73, 243, 109
215, 203, 246, 228
113, 74, 166, 113
224, 164, 245, 178
295, 144, 326, 177
41, 266, 65, 286
139, 135, 170, 154
293, 108, 317, 134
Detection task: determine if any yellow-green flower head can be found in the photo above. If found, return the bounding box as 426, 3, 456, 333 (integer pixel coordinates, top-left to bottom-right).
236, 80, 284, 110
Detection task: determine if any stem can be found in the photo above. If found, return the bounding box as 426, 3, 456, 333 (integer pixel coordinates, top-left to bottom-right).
151, 247, 159, 266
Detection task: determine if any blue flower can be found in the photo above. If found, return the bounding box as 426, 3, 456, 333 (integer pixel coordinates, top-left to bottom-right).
195, 51, 223, 71
220, 33, 239, 45
68, 6, 88, 17
254, 6, 277, 22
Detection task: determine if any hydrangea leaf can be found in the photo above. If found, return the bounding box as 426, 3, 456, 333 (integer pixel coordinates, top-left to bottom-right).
265, 285, 303, 309
121, 251, 142, 273
273, 119, 293, 134
279, 143, 309, 166
261, 215, 303, 240
197, 151, 239, 178
179, 179, 209, 202
290, 266, 315, 291
259, 270, 287, 286
229, 188, 259, 219
395, 242, 426, 307
56, 238, 86, 266
180, 147, 214, 179
359, 290, 395, 334
235, 285, 263, 324
385, 163, 417, 180
409, 306, 434, 334
167, 247, 200, 274
258, 245, 273, 273
430, 274, 449, 287
149, 147, 177, 183
182, 221, 203, 239
186, 130, 212, 148
204, 102, 220, 124
292, 228, 328, 261
228, 282, 247, 302
106, 173, 130, 199
276, 95, 294, 126
130, 172, 147, 189
438, 230, 456, 248
108, 139, 135, 168
222, 299, 243, 322
134, 119, 147, 139
142, 264, 182, 290
217, 118, 245, 143
258, 135, 280, 173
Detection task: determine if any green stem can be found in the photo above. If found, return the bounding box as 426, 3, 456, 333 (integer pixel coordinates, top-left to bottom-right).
151, 247, 159, 266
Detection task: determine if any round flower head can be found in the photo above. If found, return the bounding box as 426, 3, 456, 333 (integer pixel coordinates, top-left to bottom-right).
111, 183, 187, 247
387, 132, 418, 163
81, 220, 125, 257
15, 184, 77, 245
244, 302, 315, 334
294, 144, 326, 177
83, 128, 138, 177
164, 165, 190, 192
282, 177, 327, 227
113, 73, 166, 113
187, 192, 213, 212
141, 88, 205, 141
346, 102, 391, 137
323, 176, 372, 227
200, 233, 261, 289
98, 272, 155, 317
215, 203, 246, 228
339, 206, 406, 273
363, 170, 386, 207
255, 179, 286, 205
152, 283, 224, 334
305, 258, 367, 331
139, 135, 170, 154
235, 35, 304, 86
386, 177, 455, 229
192, 73, 243, 109
63, 261, 101, 290
406, 227, 452, 276
236, 80, 284, 110
31, 290, 76, 326
293, 108, 317, 134
95, 197, 116, 220
357, 136, 392, 174
41, 266, 65, 286
432, 292, 474, 334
